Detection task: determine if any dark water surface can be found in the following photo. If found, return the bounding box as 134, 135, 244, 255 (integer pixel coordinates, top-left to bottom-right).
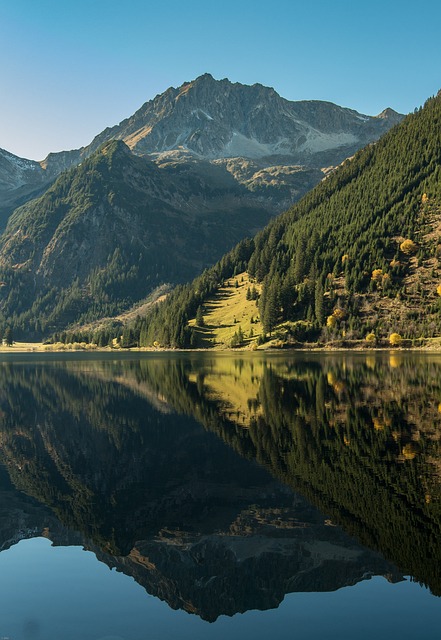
0, 351, 440, 639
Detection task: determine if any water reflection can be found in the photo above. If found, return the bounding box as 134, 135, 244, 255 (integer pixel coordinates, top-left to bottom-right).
0, 352, 440, 620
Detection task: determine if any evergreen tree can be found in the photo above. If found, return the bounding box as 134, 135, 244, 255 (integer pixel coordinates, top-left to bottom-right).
195, 305, 205, 327
261, 276, 280, 336
314, 280, 325, 325
3, 326, 13, 346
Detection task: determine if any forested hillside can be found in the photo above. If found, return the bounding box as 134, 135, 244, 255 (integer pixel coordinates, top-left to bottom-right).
0, 141, 276, 339
132, 93, 441, 348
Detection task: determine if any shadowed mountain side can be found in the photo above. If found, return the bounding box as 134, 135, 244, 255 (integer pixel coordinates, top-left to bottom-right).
0, 359, 275, 555
0, 481, 402, 622
91, 496, 402, 622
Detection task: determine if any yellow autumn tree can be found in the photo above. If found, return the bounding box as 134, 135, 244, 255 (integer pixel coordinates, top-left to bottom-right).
389, 333, 402, 346
332, 307, 346, 320
326, 315, 337, 328
400, 239, 417, 255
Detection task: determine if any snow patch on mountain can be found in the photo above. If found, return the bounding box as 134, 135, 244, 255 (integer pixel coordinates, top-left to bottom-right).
298, 130, 359, 153
222, 132, 292, 159
0, 148, 40, 172
0, 148, 43, 190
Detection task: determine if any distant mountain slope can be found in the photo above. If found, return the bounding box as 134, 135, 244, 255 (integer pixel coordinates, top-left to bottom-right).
135, 92, 441, 348
0, 149, 53, 228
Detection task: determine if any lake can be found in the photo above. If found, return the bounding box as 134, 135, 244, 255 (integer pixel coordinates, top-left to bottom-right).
0, 350, 440, 639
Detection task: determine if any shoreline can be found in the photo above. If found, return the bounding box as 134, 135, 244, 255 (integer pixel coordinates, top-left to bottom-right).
2, 341, 441, 354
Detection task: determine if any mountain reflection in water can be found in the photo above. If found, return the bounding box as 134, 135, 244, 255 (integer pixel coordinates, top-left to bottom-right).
0, 352, 440, 621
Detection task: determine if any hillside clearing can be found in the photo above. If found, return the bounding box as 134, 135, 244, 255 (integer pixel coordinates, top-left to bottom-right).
188, 272, 262, 349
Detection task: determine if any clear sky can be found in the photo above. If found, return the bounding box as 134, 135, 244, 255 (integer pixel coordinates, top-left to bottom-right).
1, 0, 440, 160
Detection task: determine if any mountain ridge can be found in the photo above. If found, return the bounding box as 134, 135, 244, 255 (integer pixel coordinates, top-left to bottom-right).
0, 74, 403, 229
0, 139, 284, 336
66, 72, 404, 162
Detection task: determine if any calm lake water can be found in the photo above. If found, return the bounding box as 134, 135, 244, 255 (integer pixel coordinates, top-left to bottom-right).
0, 350, 441, 639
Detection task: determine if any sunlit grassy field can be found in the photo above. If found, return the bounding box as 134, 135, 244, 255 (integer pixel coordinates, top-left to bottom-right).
188, 272, 262, 349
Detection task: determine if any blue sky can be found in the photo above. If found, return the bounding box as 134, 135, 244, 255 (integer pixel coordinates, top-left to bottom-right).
1, 0, 440, 160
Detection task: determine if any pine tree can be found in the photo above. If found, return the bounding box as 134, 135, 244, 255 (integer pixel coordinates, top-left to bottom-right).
261, 277, 280, 336
195, 306, 205, 327
314, 280, 325, 325
3, 326, 13, 346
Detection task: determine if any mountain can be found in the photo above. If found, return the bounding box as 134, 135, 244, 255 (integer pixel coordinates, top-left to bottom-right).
0, 149, 53, 226
83, 73, 402, 162
135, 92, 441, 349
0, 74, 402, 227
0, 147, 82, 229
0, 479, 401, 623
0, 75, 403, 337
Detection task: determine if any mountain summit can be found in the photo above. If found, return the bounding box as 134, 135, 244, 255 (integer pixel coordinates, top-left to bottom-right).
85, 73, 401, 162
0, 74, 402, 228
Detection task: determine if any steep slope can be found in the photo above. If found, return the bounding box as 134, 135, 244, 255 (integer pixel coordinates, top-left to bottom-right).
0, 147, 84, 229
0, 140, 279, 337
135, 92, 441, 348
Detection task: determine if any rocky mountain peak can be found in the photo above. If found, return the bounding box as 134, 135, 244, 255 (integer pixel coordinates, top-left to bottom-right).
376, 107, 402, 124
99, 138, 131, 159
80, 74, 403, 162
0, 75, 404, 235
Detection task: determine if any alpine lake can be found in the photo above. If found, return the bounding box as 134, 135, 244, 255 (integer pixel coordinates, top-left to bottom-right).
0, 350, 441, 639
